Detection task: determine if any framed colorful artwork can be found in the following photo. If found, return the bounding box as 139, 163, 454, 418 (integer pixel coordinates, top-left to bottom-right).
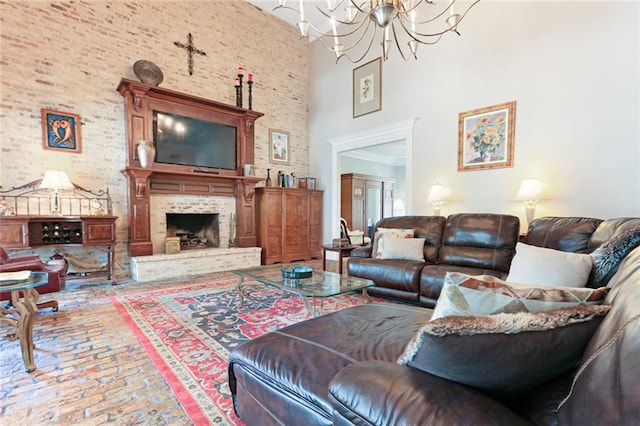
41, 108, 82, 154
269, 129, 290, 164
458, 101, 516, 171
353, 57, 382, 118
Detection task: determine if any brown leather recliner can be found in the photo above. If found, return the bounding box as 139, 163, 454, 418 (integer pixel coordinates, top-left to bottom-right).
0, 247, 67, 310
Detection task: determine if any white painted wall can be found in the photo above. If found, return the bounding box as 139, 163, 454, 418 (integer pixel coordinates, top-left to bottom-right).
309, 1, 640, 239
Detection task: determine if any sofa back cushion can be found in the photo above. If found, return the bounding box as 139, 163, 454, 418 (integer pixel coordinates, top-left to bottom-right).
586, 217, 640, 251
523, 217, 602, 253
373, 216, 446, 263
438, 213, 520, 272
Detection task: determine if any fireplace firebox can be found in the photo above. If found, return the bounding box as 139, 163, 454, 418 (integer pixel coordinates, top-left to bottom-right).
166, 213, 219, 250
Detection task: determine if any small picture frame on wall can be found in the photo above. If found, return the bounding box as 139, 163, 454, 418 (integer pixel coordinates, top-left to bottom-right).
243, 164, 256, 176
41, 108, 82, 154
269, 129, 290, 164
458, 101, 516, 171
353, 57, 382, 118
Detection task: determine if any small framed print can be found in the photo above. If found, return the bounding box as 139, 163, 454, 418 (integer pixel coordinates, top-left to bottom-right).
353, 57, 382, 118
41, 108, 82, 154
243, 164, 256, 176
269, 129, 289, 164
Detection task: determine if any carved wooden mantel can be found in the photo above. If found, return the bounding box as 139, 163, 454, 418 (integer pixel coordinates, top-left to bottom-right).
117, 78, 264, 256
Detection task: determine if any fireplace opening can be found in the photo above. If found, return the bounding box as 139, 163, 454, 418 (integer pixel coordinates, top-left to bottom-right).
166, 213, 219, 250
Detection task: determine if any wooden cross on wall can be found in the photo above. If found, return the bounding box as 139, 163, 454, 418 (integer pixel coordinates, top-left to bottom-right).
174, 33, 207, 76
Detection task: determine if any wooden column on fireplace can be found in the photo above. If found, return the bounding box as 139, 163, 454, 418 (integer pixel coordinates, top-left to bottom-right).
117, 78, 264, 256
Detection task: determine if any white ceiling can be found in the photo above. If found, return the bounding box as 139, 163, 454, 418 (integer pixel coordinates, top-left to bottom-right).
247, 0, 333, 37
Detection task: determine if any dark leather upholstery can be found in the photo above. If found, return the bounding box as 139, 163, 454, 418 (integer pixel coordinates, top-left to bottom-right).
0, 248, 66, 301
228, 303, 430, 425
587, 217, 640, 251
522, 216, 603, 253
228, 216, 640, 426
348, 214, 519, 307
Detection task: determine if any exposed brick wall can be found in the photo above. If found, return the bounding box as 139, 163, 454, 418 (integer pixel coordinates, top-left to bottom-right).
0, 1, 309, 276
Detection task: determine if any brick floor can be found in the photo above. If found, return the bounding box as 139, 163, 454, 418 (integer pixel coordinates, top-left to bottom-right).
0, 258, 334, 425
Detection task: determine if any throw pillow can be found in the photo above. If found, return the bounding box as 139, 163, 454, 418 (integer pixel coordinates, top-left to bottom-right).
588, 226, 640, 287
371, 228, 414, 259
379, 237, 425, 261
507, 242, 593, 287
397, 304, 611, 395
432, 272, 609, 320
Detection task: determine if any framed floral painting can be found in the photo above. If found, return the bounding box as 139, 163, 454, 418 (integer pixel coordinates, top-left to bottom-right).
458, 101, 516, 171
269, 129, 289, 164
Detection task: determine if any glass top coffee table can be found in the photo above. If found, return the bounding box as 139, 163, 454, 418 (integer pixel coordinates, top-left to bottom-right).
233, 265, 374, 317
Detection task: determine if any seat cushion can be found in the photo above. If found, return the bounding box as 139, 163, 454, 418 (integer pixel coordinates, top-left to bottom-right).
228, 303, 431, 425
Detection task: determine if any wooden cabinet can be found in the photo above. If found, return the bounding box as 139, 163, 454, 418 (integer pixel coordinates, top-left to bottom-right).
0, 216, 118, 280
256, 188, 323, 265
341, 173, 395, 234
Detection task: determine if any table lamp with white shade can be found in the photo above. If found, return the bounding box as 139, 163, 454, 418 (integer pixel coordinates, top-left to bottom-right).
39, 170, 73, 215
427, 184, 447, 216
516, 178, 544, 226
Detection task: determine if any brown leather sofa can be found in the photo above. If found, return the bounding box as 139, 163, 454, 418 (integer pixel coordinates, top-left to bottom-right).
348, 213, 521, 307
228, 216, 640, 425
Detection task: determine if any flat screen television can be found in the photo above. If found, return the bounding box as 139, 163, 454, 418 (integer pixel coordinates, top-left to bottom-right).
153, 111, 237, 170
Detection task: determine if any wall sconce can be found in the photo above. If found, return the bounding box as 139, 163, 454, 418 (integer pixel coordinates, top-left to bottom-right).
39, 170, 73, 215
427, 183, 447, 216
516, 178, 543, 226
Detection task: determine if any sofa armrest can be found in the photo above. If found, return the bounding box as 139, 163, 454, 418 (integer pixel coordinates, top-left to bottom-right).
350, 246, 372, 258
0, 259, 44, 273
329, 361, 530, 426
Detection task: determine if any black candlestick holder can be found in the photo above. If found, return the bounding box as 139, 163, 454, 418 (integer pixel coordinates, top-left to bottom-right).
247, 80, 253, 110
237, 73, 244, 108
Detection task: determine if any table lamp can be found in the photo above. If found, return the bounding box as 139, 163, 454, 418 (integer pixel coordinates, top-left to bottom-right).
39, 170, 73, 215
427, 184, 447, 216
516, 178, 543, 226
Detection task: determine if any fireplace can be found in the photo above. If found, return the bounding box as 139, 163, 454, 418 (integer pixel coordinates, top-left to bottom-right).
166, 213, 219, 250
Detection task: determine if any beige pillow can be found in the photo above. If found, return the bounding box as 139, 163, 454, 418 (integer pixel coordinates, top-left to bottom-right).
379, 237, 425, 261
371, 228, 414, 259
507, 242, 594, 288
432, 272, 609, 320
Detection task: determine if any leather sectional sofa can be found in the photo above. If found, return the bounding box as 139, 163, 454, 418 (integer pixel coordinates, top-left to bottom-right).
228, 215, 640, 425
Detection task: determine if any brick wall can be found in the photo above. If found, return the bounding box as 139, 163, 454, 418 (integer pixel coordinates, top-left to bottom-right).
0, 1, 309, 276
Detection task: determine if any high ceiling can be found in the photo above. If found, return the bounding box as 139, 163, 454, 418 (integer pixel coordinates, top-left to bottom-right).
247, 0, 332, 37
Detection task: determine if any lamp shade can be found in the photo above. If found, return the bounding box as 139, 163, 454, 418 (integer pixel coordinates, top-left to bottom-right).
427, 184, 447, 203
516, 179, 543, 201
39, 170, 73, 190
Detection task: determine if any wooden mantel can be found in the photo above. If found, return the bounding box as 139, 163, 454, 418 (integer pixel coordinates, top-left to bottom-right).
117, 78, 264, 256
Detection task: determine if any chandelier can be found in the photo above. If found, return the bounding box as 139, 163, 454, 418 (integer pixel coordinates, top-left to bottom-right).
274, 0, 480, 63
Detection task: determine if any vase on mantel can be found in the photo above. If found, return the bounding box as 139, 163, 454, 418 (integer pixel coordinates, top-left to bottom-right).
137, 140, 156, 169
265, 169, 272, 187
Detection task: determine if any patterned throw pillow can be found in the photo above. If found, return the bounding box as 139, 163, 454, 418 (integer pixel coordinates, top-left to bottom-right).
379, 237, 425, 261
588, 226, 640, 287
371, 228, 414, 259
506, 242, 594, 288
397, 304, 611, 395
432, 272, 609, 320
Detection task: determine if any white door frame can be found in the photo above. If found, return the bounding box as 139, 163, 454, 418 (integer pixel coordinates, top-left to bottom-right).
328, 118, 417, 238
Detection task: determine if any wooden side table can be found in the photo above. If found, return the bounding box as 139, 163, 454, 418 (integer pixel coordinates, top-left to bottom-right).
322, 244, 361, 275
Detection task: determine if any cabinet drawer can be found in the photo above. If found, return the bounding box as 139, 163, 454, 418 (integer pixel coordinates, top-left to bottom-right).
0, 220, 28, 247
284, 244, 305, 255
83, 221, 116, 245
285, 235, 307, 245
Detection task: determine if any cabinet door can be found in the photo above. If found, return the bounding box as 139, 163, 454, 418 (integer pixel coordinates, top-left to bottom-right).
308, 191, 323, 258
283, 191, 308, 260
83, 219, 116, 245
0, 218, 29, 248
264, 191, 283, 262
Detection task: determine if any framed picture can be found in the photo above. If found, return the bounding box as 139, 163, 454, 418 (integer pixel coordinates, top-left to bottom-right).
269, 129, 289, 164
243, 164, 256, 176
41, 108, 82, 154
458, 101, 516, 171
353, 57, 382, 118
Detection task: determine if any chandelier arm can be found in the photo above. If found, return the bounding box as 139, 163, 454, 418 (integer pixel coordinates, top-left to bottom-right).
397, 16, 445, 45
408, 0, 481, 27
338, 24, 379, 64
310, 15, 370, 39
391, 22, 411, 61
308, 0, 369, 25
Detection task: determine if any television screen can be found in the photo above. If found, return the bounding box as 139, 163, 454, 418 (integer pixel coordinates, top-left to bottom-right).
153, 111, 237, 170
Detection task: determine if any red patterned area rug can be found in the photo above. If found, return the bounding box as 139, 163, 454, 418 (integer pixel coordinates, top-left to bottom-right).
111, 274, 375, 425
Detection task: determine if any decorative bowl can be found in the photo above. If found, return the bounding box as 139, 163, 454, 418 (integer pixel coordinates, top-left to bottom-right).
282, 266, 314, 279
133, 60, 164, 86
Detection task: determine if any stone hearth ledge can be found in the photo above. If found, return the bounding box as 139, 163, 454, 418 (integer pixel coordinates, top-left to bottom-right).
130, 247, 262, 282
